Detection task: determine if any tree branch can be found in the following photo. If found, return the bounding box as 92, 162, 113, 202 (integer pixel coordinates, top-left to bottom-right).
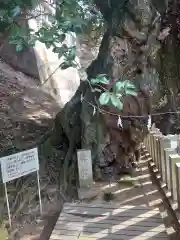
94, 0, 112, 21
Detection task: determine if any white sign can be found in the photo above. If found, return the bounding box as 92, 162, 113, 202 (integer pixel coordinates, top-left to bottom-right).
77, 149, 93, 187
0, 148, 39, 183
0, 147, 42, 228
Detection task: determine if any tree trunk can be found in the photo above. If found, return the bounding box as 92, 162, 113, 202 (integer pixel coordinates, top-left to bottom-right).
52, 0, 165, 188
152, 0, 180, 135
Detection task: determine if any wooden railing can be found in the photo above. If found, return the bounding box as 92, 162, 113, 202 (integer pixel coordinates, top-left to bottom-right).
143, 129, 180, 206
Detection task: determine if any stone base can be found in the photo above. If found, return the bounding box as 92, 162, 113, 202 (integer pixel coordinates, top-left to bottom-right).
78, 185, 99, 201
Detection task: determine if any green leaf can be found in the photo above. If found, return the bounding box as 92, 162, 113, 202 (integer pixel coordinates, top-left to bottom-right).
53, 44, 68, 58
116, 93, 123, 98
125, 89, 137, 96
60, 61, 72, 69
99, 92, 110, 105
110, 94, 123, 110
67, 46, 76, 61
91, 78, 100, 84
115, 81, 126, 90
12, 6, 21, 18
16, 43, 23, 52
98, 75, 109, 84
8, 38, 19, 45
91, 75, 109, 85
126, 82, 136, 89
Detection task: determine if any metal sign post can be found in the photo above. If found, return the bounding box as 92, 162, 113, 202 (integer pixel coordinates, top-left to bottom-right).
4, 182, 11, 228
37, 170, 42, 214
0, 147, 42, 228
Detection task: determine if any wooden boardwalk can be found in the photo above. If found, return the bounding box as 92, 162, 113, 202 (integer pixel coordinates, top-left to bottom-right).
50, 202, 168, 240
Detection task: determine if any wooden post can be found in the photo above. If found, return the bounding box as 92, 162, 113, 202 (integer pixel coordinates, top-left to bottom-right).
157, 135, 163, 174
153, 133, 162, 169
164, 148, 177, 189
177, 135, 180, 154
160, 138, 171, 182
144, 136, 148, 150
149, 134, 153, 157
148, 134, 150, 154
150, 129, 161, 163
156, 137, 161, 171
152, 135, 156, 164
175, 162, 180, 208
150, 132, 157, 159
146, 135, 150, 152
169, 154, 180, 201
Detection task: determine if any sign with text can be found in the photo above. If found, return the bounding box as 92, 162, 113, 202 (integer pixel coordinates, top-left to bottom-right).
77, 149, 93, 188
0, 148, 39, 183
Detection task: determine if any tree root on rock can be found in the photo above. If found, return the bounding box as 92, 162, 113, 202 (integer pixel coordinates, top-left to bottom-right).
63, 126, 80, 192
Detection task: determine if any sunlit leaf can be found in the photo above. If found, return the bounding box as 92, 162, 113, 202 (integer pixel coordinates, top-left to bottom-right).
116, 93, 123, 98
110, 94, 123, 110
16, 43, 23, 51
115, 81, 126, 90
99, 92, 110, 105
125, 89, 137, 96
91, 75, 109, 85
126, 82, 136, 89
91, 78, 99, 84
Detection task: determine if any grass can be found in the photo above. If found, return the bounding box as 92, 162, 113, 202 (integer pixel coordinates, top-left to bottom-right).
0, 224, 8, 240
118, 175, 141, 187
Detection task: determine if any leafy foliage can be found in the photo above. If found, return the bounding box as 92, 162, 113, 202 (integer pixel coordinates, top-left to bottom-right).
91, 75, 137, 110
0, 0, 137, 111
0, 0, 103, 69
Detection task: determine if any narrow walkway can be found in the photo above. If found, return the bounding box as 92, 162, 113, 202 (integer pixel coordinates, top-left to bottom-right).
50, 157, 169, 239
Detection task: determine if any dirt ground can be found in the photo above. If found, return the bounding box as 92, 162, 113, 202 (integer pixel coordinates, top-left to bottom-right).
0, 58, 61, 239
0, 58, 60, 152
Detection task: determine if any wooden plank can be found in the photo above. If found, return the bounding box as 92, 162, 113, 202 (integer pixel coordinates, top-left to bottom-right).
52, 228, 167, 238
50, 234, 77, 240
80, 230, 167, 238
63, 202, 158, 211
50, 204, 168, 240
62, 207, 161, 218
57, 217, 164, 227
55, 222, 165, 232
63, 203, 159, 212
51, 229, 80, 236
59, 214, 163, 224
50, 233, 166, 240
80, 235, 166, 240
